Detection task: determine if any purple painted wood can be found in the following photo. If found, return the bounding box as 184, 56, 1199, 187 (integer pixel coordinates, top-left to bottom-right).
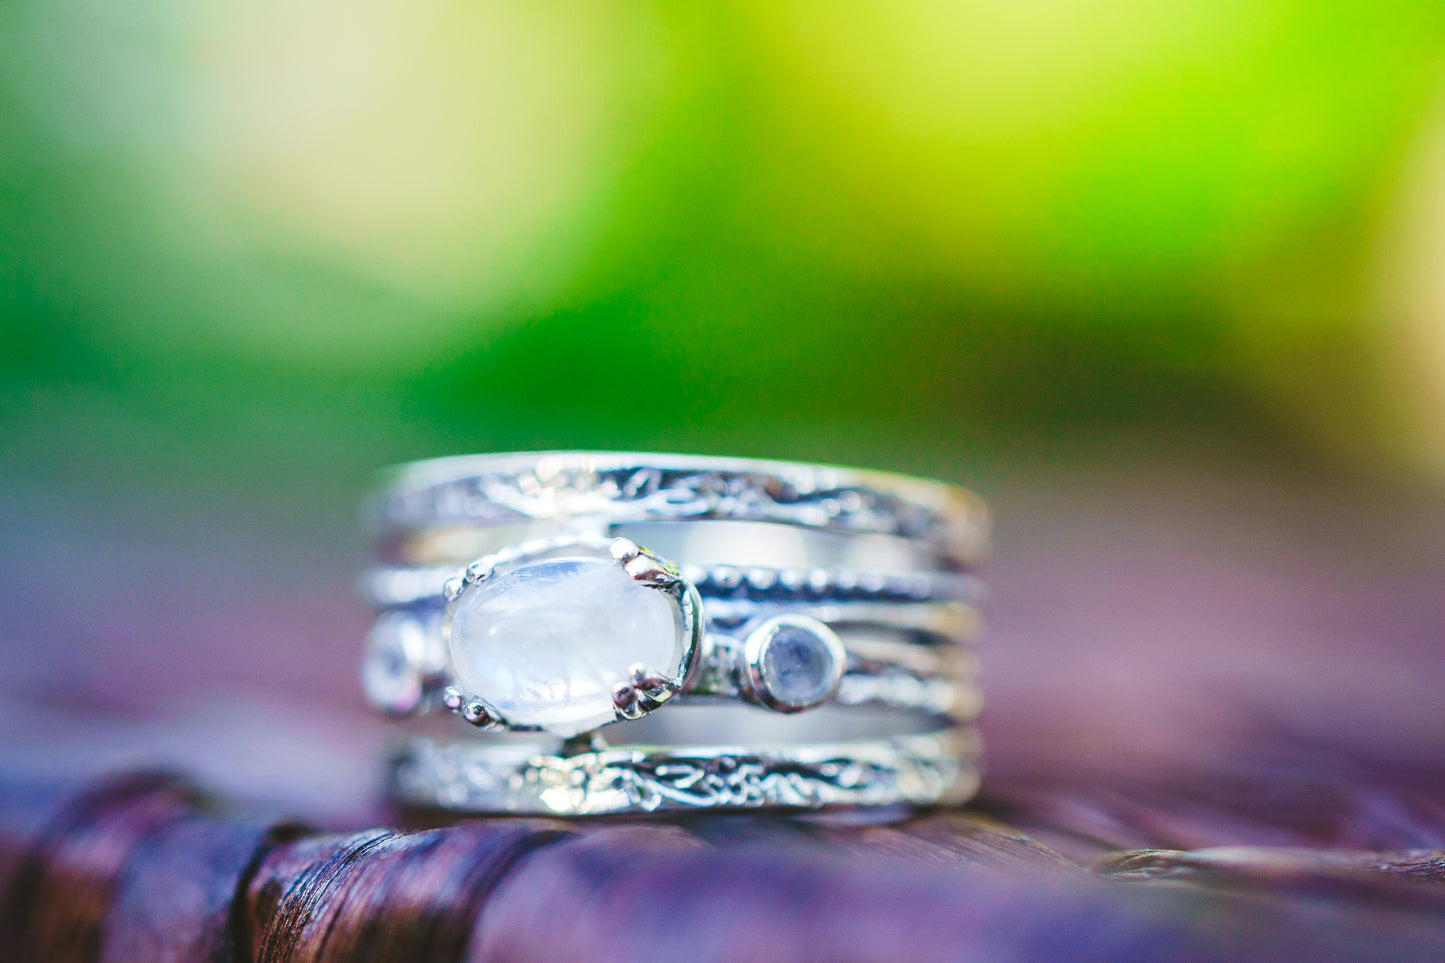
4, 772, 1445, 961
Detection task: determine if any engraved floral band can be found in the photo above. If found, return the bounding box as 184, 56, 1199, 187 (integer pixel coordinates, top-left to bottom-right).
360, 451, 988, 815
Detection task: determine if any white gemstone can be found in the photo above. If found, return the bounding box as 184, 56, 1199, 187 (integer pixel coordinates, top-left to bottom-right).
447, 552, 686, 734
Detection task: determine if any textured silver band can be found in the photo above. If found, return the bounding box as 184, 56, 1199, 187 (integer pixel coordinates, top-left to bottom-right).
388, 728, 981, 815
370, 451, 990, 566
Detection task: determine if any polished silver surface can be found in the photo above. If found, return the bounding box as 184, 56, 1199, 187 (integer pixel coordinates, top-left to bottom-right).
702, 598, 980, 641
389, 520, 949, 573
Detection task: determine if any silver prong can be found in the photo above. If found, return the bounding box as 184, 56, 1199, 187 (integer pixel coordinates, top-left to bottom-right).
624, 663, 675, 713
612, 682, 644, 719
441, 686, 464, 710
624, 554, 677, 586
629, 662, 668, 692
461, 701, 496, 728
609, 536, 642, 562
443, 576, 465, 601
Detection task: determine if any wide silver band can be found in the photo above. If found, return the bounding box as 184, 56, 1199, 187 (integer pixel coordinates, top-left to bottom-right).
363, 451, 988, 815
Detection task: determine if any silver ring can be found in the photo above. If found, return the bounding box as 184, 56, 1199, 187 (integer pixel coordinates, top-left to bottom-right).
361, 451, 988, 815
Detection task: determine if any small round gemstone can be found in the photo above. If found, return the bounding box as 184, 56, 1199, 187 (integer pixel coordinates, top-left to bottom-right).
448, 551, 687, 735
361, 613, 427, 715
756, 623, 841, 708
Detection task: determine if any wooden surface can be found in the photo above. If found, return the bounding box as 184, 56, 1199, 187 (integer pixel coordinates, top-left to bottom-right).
3, 771, 1445, 962
3, 455, 1445, 960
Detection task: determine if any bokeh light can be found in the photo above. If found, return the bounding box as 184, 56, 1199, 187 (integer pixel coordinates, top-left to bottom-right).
4, 1, 1445, 486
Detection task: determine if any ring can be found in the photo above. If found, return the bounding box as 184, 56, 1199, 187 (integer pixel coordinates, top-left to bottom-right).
360, 451, 988, 815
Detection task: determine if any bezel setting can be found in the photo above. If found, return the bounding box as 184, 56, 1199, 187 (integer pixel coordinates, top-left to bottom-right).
360, 609, 446, 717
439, 534, 704, 735
740, 614, 847, 713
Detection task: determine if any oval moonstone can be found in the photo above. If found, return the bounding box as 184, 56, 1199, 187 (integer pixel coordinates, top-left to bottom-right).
447, 553, 686, 734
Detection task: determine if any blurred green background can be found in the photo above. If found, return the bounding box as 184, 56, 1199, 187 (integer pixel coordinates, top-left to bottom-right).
5, 0, 1445, 506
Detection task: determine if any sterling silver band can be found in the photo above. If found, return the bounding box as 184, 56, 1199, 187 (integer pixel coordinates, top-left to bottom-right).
370, 451, 990, 566
389, 728, 981, 815
364, 451, 989, 815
